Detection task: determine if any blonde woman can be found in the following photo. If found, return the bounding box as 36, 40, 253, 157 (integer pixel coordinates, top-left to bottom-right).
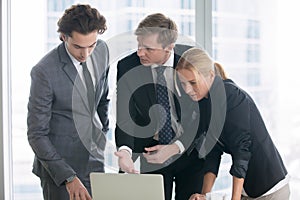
176, 48, 290, 200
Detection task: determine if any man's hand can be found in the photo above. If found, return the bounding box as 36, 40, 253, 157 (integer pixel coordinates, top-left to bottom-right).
114, 150, 139, 173
189, 193, 206, 200
143, 143, 180, 164
65, 176, 91, 200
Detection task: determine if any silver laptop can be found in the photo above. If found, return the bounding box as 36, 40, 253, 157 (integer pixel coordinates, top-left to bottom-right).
90, 172, 165, 200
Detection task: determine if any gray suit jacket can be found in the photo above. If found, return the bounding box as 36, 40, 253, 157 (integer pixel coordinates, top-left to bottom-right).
27, 40, 110, 186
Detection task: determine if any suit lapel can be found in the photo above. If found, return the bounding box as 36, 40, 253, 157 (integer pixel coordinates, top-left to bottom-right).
90, 52, 104, 105
173, 45, 182, 68
173, 44, 192, 67
139, 66, 156, 105
90, 40, 110, 105
58, 43, 90, 112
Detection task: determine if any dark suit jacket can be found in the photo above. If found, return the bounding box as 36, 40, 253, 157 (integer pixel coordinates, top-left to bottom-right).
27, 40, 110, 186
201, 76, 288, 198
115, 44, 198, 155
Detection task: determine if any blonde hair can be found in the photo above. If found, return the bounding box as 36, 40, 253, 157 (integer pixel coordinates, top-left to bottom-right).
176, 47, 228, 80
214, 62, 228, 80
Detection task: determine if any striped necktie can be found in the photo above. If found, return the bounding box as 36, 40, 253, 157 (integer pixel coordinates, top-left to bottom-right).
156, 66, 175, 144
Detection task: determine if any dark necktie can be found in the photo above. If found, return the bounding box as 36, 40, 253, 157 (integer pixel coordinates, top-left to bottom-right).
81, 62, 95, 112
156, 66, 175, 144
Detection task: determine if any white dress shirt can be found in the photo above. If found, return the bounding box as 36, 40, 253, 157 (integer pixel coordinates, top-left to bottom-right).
119, 51, 185, 155
64, 43, 95, 88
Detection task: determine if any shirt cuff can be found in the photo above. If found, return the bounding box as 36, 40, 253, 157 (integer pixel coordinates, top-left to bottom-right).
118, 146, 132, 157
174, 140, 185, 154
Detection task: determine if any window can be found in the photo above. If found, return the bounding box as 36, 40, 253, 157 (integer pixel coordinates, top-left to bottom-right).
9, 0, 196, 199
2, 0, 300, 199
181, 0, 194, 9
48, 0, 74, 12
247, 43, 260, 63
247, 19, 260, 39
212, 0, 300, 199
247, 68, 260, 87
212, 16, 218, 37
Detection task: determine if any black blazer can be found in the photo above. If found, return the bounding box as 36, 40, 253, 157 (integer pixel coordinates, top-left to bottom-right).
200, 76, 288, 198
115, 44, 198, 154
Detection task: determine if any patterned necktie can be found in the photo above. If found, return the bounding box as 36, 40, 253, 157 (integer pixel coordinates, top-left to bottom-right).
156, 66, 175, 144
81, 62, 95, 112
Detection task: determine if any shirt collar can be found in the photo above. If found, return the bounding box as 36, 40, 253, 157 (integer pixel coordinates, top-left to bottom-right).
64, 42, 81, 67
164, 51, 174, 67
151, 50, 174, 69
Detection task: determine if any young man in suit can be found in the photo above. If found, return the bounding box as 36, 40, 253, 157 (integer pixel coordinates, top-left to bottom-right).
114, 13, 204, 200
27, 4, 110, 200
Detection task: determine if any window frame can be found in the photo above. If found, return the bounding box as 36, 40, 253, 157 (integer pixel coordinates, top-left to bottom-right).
1, 0, 13, 199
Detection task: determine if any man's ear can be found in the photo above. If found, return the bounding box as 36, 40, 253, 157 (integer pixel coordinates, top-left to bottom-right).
165, 43, 175, 52
60, 33, 67, 42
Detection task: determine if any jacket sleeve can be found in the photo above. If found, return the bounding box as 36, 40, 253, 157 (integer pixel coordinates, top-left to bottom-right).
223, 84, 252, 179
96, 40, 110, 132
97, 62, 110, 132
27, 66, 75, 186
203, 144, 223, 176
202, 95, 252, 178
114, 60, 135, 150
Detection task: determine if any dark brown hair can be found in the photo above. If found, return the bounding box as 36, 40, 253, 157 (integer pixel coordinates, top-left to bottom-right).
57, 4, 107, 40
